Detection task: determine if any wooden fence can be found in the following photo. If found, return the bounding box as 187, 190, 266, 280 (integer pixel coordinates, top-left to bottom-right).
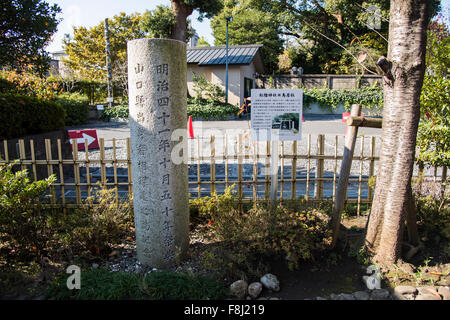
0, 134, 447, 214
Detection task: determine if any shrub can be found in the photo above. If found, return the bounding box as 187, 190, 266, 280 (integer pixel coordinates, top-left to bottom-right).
187, 99, 240, 120
0, 93, 65, 139
194, 186, 333, 280
67, 184, 134, 256
101, 102, 129, 121
0, 163, 56, 256
54, 92, 90, 126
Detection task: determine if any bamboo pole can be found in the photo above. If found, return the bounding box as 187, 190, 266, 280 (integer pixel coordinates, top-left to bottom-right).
126, 138, 133, 199
112, 138, 119, 202
270, 139, 279, 204
368, 136, 376, 201
18, 140, 26, 172
238, 134, 243, 205
210, 134, 216, 195
330, 104, 362, 248
72, 139, 82, 205
197, 137, 201, 198
357, 136, 365, 216
238, 133, 244, 212
99, 138, 106, 186
225, 133, 229, 189
253, 140, 258, 204
84, 138, 91, 200
291, 141, 297, 200
347, 116, 382, 128
57, 139, 66, 208
265, 141, 270, 201
315, 134, 325, 199
306, 134, 311, 200
333, 135, 338, 202
29, 140, 37, 181
3, 140, 9, 163
280, 141, 284, 201
45, 139, 57, 206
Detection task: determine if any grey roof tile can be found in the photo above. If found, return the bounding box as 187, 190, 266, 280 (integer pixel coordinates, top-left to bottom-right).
187, 44, 262, 66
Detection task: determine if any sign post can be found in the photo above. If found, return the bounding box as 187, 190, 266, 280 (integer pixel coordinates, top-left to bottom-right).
251, 89, 303, 204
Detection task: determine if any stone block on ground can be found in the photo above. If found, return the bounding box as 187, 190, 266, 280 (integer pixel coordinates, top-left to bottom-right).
248, 282, 263, 298
230, 280, 248, 299
353, 291, 370, 300
370, 289, 390, 300
260, 274, 280, 292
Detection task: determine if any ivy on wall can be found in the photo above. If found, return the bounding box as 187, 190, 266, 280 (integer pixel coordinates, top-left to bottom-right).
303, 88, 383, 113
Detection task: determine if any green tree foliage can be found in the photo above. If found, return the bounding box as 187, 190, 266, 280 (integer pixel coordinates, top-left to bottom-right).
140, 5, 194, 41
0, 0, 61, 74
196, 36, 211, 47
63, 12, 144, 81
211, 0, 284, 73
416, 20, 449, 167
250, 0, 441, 74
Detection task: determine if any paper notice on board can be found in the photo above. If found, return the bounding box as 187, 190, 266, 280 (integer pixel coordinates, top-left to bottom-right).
250, 89, 303, 141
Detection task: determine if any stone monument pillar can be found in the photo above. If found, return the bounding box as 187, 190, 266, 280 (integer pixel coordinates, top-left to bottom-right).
127, 38, 189, 268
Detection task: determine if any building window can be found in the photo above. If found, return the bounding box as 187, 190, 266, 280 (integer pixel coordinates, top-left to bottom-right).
244, 77, 253, 98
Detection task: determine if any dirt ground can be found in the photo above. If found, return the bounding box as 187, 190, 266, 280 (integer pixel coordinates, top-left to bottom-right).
0, 214, 448, 300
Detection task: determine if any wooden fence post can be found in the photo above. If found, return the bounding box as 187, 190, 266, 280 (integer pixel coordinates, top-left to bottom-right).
330, 104, 362, 248
315, 134, 325, 199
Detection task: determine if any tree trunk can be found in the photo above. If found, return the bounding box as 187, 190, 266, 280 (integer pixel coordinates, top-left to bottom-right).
171, 0, 193, 42
364, 0, 429, 267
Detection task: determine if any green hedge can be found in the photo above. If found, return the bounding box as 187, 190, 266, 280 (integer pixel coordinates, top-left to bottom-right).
303, 88, 383, 113
101, 102, 129, 121
187, 100, 241, 120
0, 93, 65, 139
54, 92, 90, 126
100, 100, 241, 121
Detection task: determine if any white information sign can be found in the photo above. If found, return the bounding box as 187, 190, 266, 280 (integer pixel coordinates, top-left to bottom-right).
251, 89, 303, 141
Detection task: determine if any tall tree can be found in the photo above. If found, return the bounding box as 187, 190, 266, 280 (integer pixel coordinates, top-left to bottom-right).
249, 0, 391, 74
364, 0, 431, 267
211, 0, 284, 73
0, 0, 61, 74
63, 12, 144, 81
140, 4, 194, 41
169, 0, 223, 42
249, 0, 440, 74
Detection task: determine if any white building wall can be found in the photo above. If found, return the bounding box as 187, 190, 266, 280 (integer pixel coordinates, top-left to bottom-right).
187, 64, 242, 106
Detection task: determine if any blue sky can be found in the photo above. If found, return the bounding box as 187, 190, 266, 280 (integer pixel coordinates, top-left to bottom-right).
46, 0, 450, 53
45, 0, 216, 52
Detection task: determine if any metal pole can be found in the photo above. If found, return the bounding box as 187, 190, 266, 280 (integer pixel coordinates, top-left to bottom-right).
105, 18, 113, 108
225, 18, 229, 104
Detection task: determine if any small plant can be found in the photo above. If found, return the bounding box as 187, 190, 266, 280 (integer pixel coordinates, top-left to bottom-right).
0, 162, 56, 256
195, 188, 333, 280
191, 72, 225, 103
67, 183, 134, 256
